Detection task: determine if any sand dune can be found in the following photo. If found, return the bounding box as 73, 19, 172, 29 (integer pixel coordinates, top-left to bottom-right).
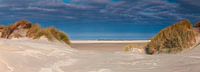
0, 39, 200, 72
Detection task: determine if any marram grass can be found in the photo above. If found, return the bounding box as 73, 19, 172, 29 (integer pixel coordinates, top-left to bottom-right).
33, 27, 71, 45
145, 19, 198, 54
0, 20, 71, 46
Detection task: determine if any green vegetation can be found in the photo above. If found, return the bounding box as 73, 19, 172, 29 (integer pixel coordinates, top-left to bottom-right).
145, 19, 198, 54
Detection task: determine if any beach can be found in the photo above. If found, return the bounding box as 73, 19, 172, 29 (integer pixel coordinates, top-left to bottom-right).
71, 40, 149, 52
1, 39, 200, 72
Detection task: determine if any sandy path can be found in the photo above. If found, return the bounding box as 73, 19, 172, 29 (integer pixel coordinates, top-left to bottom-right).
72, 42, 147, 52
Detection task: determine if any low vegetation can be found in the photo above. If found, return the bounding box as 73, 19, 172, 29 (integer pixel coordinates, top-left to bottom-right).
27, 24, 41, 38
0, 20, 71, 45
124, 43, 147, 52
145, 19, 198, 54
34, 27, 71, 45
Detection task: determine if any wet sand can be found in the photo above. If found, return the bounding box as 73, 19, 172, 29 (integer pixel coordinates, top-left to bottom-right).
71, 40, 149, 52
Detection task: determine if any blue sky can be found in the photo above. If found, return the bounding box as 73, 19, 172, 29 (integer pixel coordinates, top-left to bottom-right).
0, 0, 200, 40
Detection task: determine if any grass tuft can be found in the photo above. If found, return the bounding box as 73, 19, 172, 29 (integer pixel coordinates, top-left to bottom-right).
124, 43, 147, 52
27, 24, 41, 38
33, 27, 71, 45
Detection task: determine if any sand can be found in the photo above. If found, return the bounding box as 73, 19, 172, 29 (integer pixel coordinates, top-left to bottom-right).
1, 39, 200, 72
71, 40, 149, 52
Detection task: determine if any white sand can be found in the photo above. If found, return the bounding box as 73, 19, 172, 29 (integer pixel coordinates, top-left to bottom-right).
0, 39, 200, 72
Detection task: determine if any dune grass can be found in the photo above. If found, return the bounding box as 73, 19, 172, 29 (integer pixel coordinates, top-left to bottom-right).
25, 22, 71, 45
0, 20, 71, 46
124, 43, 147, 52
194, 22, 200, 27
33, 27, 71, 45
145, 19, 198, 54
27, 24, 41, 38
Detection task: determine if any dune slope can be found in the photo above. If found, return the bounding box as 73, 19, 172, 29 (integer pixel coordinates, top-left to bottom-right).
145, 20, 199, 54
0, 39, 74, 72
0, 39, 200, 72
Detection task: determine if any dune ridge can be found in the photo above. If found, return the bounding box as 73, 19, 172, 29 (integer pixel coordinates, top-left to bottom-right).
0, 20, 71, 45
145, 19, 200, 54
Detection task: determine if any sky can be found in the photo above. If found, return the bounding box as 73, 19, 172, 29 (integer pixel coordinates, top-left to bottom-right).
0, 0, 200, 40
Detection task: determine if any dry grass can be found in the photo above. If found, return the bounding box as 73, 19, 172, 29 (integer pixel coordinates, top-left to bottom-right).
10, 20, 31, 29
33, 27, 71, 45
1, 27, 12, 38
194, 22, 200, 27
27, 24, 41, 38
0, 20, 71, 46
124, 43, 148, 52
145, 19, 198, 54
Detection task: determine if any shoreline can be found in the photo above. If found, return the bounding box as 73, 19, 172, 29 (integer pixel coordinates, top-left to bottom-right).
71, 40, 150, 44
71, 40, 149, 52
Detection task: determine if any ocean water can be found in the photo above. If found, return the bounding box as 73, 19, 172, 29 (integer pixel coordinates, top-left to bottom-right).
0, 39, 200, 72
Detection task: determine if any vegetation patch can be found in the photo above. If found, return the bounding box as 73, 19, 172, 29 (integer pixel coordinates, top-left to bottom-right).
145, 19, 198, 54
0, 20, 71, 46
124, 43, 147, 52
